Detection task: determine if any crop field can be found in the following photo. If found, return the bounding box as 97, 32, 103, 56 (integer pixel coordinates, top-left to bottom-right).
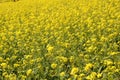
0, 0, 120, 80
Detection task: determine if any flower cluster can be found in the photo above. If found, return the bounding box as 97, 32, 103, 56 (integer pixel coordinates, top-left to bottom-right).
0, 0, 120, 80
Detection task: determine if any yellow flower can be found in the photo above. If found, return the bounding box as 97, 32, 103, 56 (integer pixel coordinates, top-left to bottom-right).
109, 52, 118, 55
2, 72, 8, 77
100, 36, 107, 41
1, 63, 7, 69
70, 67, 79, 75
26, 69, 32, 76
30, 59, 35, 64
60, 72, 65, 77
14, 63, 20, 68
24, 55, 32, 59
61, 56, 68, 63
2, 36, 6, 40
91, 72, 97, 79
47, 44, 54, 52
73, 74, 78, 79
79, 73, 85, 77
11, 56, 17, 59
69, 56, 74, 63
64, 43, 70, 48
84, 63, 93, 71
4, 74, 9, 79
104, 60, 113, 66
77, 73, 85, 80
86, 72, 97, 80
9, 74, 16, 80
51, 63, 57, 69
6, 58, 10, 61
36, 58, 42, 62
9, 36, 14, 41
68, 78, 72, 80
3, 48, 8, 54
97, 73, 102, 78
77, 77, 82, 80
0, 45, 3, 50
0, 57, 3, 62
21, 75, 26, 80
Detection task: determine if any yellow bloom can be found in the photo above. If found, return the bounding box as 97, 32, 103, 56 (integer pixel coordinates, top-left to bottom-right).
91, 72, 97, 79
77, 73, 85, 80
64, 43, 70, 48
97, 73, 102, 78
30, 59, 35, 64
14, 63, 20, 68
2, 36, 6, 40
104, 60, 113, 66
0, 57, 3, 62
79, 73, 85, 77
26, 69, 32, 76
10, 36, 14, 41
109, 52, 118, 55
0, 45, 3, 50
9, 74, 16, 80
2, 72, 8, 77
68, 78, 72, 80
86, 72, 97, 80
84, 63, 93, 71
69, 56, 74, 63
47, 44, 54, 52
11, 56, 17, 59
60, 72, 65, 77
70, 67, 79, 75
51, 63, 57, 69
24, 55, 32, 59
4, 75, 9, 79
77, 77, 82, 80
3, 48, 8, 54
61, 56, 68, 63
1, 63, 7, 69
6, 58, 10, 61
73, 74, 78, 79
21, 75, 26, 80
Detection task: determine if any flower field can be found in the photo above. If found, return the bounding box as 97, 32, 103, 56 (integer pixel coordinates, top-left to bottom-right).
0, 0, 120, 80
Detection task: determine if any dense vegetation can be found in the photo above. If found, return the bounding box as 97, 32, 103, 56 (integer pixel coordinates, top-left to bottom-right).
0, 0, 120, 80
